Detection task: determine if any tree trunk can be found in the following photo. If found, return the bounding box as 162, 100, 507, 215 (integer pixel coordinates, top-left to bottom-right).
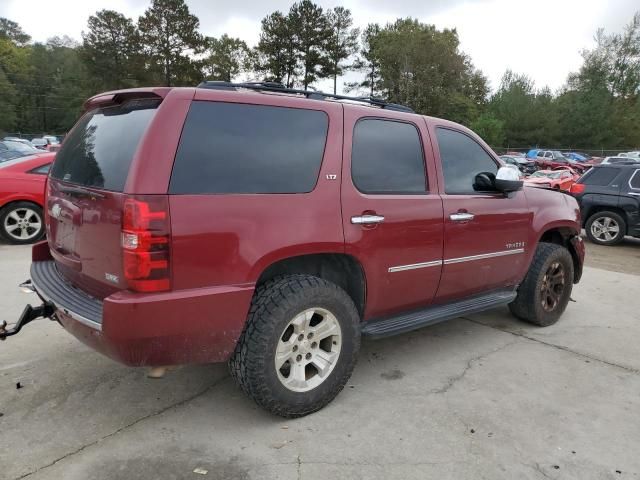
165, 59, 171, 87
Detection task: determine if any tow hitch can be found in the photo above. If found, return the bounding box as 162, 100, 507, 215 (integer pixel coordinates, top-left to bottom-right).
0, 281, 55, 341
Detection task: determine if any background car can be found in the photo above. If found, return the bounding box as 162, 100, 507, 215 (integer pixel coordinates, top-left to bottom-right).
0, 140, 42, 162
0, 153, 53, 244
3, 137, 34, 146
500, 154, 537, 175
535, 150, 590, 173
30, 138, 48, 150
524, 169, 578, 191
570, 163, 640, 245
624, 151, 640, 159
601, 156, 640, 165
563, 152, 587, 162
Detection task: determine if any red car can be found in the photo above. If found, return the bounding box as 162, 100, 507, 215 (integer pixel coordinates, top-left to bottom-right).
535, 150, 590, 173
3, 84, 584, 417
524, 169, 579, 191
0, 153, 54, 244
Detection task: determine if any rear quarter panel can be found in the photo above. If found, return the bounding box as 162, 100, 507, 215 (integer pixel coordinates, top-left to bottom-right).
166, 90, 346, 290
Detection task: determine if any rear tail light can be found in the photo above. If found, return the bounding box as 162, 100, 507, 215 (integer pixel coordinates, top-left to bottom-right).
570, 183, 586, 195
121, 195, 171, 292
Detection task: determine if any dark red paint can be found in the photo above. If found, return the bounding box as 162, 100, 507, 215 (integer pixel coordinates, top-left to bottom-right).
36, 87, 584, 366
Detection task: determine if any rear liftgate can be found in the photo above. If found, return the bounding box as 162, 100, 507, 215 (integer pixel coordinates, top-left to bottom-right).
0, 281, 55, 341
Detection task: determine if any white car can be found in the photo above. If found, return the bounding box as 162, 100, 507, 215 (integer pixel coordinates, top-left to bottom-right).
601, 156, 638, 165
624, 151, 640, 159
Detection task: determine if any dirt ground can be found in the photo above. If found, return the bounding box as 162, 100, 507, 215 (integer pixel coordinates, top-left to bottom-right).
583, 235, 640, 275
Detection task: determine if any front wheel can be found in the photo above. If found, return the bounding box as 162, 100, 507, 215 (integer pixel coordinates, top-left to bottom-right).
0, 202, 45, 245
229, 275, 361, 418
509, 243, 574, 327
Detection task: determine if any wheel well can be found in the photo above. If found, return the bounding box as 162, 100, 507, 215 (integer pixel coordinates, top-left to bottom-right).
539, 227, 581, 282
0, 199, 43, 214
256, 254, 366, 318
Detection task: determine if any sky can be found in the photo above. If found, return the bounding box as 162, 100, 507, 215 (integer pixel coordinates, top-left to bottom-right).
1, 0, 638, 93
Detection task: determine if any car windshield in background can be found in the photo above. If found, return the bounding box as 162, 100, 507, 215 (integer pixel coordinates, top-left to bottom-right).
51, 98, 161, 192
532, 171, 562, 179
0, 141, 39, 162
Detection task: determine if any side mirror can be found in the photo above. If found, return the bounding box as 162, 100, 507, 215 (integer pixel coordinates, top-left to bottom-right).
494, 166, 523, 193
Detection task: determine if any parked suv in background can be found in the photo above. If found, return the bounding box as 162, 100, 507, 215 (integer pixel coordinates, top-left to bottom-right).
571, 163, 640, 245
3, 83, 585, 417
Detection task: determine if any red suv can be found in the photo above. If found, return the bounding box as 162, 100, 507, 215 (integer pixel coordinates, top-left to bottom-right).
2, 83, 585, 417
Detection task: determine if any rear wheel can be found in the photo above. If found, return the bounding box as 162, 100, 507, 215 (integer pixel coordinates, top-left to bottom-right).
585, 211, 626, 246
0, 202, 45, 245
229, 274, 360, 418
509, 243, 574, 327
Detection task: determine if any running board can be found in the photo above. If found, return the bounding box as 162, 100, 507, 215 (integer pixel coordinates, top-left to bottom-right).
361, 289, 517, 339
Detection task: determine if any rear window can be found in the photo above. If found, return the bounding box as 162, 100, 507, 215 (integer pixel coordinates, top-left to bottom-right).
50, 98, 160, 192
580, 167, 620, 186
169, 101, 328, 194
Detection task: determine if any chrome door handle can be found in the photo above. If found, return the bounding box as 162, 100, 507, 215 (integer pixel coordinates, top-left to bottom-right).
351, 215, 385, 225
450, 212, 475, 222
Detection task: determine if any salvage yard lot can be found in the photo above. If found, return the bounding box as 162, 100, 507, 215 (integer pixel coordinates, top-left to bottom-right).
0, 240, 639, 480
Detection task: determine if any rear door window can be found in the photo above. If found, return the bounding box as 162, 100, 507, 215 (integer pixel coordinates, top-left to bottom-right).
50, 98, 160, 192
630, 170, 640, 189
169, 101, 328, 194
351, 119, 426, 194
581, 167, 620, 186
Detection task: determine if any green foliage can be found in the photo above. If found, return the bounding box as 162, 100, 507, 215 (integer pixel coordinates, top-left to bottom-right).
255, 11, 298, 87
361, 19, 488, 125
205, 35, 250, 82
1, 5, 639, 151
324, 7, 359, 94
346, 24, 382, 96
471, 113, 505, 146
138, 0, 204, 86
82, 10, 143, 90
0, 18, 30, 46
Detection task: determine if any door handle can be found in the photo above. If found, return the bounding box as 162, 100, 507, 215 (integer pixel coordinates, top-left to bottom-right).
449, 212, 475, 222
351, 215, 385, 225
629, 192, 640, 197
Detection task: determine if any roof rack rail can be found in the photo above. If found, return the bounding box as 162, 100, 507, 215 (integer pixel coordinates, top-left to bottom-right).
197, 81, 415, 113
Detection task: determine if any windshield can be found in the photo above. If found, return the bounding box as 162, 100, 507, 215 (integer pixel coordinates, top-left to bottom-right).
51, 98, 160, 192
531, 171, 561, 179
0, 141, 40, 162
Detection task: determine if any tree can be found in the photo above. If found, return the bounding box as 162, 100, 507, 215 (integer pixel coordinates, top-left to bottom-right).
255, 11, 298, 87
0, 18, 30, 46
471, 113, 505, 147
357, 19, 488, 121
138, 0, 204, 86
325, 7, 359, 94
346, 23, 382, 96
205, 34, 249, 82
82, 10, 141, 90
288, 0, 331, 90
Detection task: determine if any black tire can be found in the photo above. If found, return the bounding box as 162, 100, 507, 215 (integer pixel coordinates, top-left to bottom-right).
0, 202, 45, 245
229, 274, 361, 418
509, 242, 574, 327
585, 211, 626, 246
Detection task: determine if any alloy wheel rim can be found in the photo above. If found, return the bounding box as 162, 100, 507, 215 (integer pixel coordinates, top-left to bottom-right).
275, 307, 342, 393
3, 208, 42, 241
540, 262, 566, 312
590, 216, 620, 242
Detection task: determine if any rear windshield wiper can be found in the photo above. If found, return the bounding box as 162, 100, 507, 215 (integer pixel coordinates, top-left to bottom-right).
58, 184, 106, 199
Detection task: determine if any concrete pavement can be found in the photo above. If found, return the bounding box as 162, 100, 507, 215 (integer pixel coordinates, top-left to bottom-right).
0, 242, 639, 480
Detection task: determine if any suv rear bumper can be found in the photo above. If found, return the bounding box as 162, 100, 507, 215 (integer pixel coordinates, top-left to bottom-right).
31, 260, 255, 366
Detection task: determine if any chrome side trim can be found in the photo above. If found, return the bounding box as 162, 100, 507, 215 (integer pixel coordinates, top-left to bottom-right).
388, 260, 443, 273
32, 283, 102, 331
444, 248, 525, 265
